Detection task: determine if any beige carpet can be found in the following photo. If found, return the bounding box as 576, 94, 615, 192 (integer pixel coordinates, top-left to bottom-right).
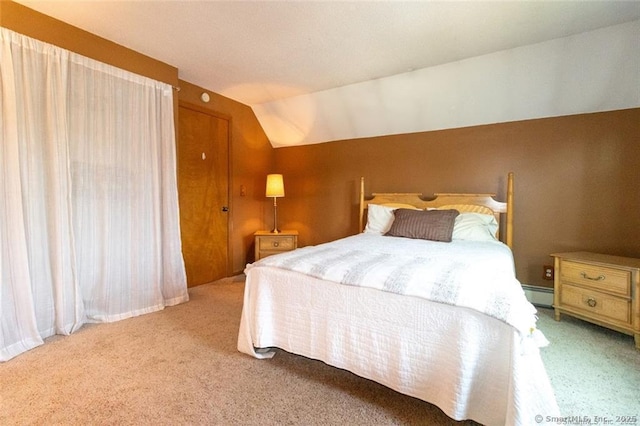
1, 276, 477, 425
536, 306, 640, 421
3, 276, 638, 425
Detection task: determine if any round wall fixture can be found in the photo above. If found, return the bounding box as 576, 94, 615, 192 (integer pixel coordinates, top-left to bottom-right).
200, 92, 210, 103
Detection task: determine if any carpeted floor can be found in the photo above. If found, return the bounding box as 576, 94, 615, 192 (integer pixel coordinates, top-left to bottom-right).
536, 306, 640, 422
1, 276, 638, 425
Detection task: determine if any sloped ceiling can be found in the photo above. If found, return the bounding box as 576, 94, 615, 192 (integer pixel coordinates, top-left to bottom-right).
14, 1, 640, 147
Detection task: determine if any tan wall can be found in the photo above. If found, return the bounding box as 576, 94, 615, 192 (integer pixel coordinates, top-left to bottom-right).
274, 108, 640, 288
3, 1, 273, 275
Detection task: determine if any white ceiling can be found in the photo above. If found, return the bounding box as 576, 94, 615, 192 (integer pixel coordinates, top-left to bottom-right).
15, 0, 640, 105
13, 0, 640, 146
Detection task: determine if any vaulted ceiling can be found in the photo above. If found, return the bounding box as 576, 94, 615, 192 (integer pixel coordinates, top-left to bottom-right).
14, 1, 640, 146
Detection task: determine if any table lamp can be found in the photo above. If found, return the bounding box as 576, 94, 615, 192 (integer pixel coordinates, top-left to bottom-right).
266, 174, 285, 233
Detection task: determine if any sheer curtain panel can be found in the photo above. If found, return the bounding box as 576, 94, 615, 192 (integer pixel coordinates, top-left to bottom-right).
0, 28, 188, 362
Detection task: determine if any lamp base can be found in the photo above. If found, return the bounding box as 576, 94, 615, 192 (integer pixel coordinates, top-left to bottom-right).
271, 197, 280, 235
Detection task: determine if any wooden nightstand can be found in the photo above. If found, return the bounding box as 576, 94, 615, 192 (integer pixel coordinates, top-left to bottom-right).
551, 251, 640, 350
254, 230, 298, 261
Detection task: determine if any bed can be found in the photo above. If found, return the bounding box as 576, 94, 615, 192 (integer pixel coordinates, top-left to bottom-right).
238, 173, 559, 425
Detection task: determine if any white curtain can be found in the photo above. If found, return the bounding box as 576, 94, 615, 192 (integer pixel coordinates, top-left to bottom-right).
0, 28, 188, 361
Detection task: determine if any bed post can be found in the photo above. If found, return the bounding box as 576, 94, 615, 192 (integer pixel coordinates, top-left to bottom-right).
506, 172, 514, 249
359, 177, 365, 233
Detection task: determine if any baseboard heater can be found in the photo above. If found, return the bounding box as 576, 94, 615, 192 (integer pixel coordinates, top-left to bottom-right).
521, 284, 554, 308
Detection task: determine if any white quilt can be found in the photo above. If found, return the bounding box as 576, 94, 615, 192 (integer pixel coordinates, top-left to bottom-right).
247, 234, 537, 337
238, 234, 560, 425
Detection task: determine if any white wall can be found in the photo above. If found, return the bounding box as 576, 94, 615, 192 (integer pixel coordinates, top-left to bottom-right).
254, 20, 640, 147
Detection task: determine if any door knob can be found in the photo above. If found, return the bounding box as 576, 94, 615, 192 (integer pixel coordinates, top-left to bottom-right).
221, 206, 229, 212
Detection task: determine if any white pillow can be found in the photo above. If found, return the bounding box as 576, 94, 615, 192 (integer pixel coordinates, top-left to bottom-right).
364, 203, 424, 234
363, 204, 396, 234
452, 213, 499, 242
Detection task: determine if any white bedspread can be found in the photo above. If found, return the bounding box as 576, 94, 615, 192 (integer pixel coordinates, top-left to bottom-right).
247, 234, 537, 337
238, 234, 560, 425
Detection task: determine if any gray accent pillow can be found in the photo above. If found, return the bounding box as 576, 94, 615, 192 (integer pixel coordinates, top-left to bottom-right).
385, 209, 460, 242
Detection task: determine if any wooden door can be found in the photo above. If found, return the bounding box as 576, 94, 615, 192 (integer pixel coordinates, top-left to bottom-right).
177, 103, 230, 287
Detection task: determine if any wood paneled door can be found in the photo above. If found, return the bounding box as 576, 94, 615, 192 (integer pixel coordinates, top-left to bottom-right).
177, 103, 230, 287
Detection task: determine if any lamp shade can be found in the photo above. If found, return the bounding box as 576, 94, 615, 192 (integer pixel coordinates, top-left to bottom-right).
265, 174, 285, 198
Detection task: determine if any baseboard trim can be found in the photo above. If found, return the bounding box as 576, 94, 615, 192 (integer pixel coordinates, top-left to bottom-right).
522, 284, 554, 308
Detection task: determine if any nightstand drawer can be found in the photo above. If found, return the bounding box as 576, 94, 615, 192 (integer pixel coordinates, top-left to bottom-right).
561, 283, 631, 325
254, 230, 298, 261
561, 260, 630, 297
258, 235, 296, 251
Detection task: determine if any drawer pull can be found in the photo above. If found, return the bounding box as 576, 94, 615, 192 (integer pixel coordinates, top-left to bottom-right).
580, 272, 605, 281
273, 241, 279, 247
586, 297, 597, 308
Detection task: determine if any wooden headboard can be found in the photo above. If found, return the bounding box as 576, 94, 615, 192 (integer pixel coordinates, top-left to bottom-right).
359, 172, 514, 248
